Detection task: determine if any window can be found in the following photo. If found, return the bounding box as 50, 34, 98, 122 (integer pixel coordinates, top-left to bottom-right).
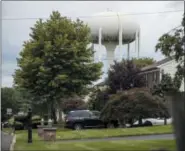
68, 110, 91, 117
79, 111, 91, 117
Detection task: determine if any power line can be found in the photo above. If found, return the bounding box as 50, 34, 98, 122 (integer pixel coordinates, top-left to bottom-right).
2, 10, 184, 21
166, 25, 182, 34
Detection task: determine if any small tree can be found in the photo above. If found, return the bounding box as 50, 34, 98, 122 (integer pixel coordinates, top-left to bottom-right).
1, 88, 20, 121
100, 88, 169, 126
107, 59, 145, 93
152, 73, 181, 125
88, 88, 110, 111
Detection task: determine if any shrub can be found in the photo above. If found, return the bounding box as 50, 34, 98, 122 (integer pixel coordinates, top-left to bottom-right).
8, 115, 42, 129
100, 88, 169, 125
32, 115, 41, 121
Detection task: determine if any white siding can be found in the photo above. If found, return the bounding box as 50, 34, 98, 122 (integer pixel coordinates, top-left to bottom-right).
157, 59, 184, 92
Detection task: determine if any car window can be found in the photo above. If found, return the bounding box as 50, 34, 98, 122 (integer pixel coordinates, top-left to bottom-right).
68, 112, 77, 117
79, 111, 91, 117
68, 111, 91, 117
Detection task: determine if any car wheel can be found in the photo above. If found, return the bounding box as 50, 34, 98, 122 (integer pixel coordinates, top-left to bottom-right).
74, 123, 83, 130
107, 123, 115, 129
144, 121, 153, 126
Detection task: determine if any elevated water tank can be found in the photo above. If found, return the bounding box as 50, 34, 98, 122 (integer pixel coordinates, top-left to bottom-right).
85, 11, 139, 44
83, 11, 140, 67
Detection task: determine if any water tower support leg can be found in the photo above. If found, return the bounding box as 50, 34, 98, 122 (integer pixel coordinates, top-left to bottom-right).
127, 43, 130, 60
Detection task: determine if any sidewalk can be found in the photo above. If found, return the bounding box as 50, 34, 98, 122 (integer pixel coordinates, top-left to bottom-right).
1, 132, 13, 151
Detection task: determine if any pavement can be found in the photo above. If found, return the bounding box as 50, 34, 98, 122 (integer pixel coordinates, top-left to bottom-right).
57, 133, 174, 142
1, 132, 13, 151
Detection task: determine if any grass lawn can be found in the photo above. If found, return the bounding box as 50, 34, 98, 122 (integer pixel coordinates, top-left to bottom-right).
14, 125, 175, 150
56, 125, 173, 140
15, 125, 173, 141
15, 139, 176, 151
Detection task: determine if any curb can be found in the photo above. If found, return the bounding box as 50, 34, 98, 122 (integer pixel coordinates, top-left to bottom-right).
10, 133, 16, 151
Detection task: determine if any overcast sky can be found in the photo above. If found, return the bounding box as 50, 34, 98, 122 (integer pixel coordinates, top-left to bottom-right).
2, 1, 184, 87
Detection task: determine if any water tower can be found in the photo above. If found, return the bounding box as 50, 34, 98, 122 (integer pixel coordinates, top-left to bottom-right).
84, 11, 140, 69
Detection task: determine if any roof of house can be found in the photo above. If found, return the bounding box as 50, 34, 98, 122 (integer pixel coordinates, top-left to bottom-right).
141, 56, 174, 72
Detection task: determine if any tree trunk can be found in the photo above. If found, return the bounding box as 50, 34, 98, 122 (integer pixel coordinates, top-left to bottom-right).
118, 119, 123, 128
118, 119, 126, 128
51, 109, 57, 124
139, 116, 143, 125
51, 103, 57, 124
58, 108, 63, 124
164, 117, 167, 125
47, 102, 51, 120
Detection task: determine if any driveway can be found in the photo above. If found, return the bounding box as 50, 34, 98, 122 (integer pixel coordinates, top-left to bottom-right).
57, 133, 174, 142
1, 132, 13, 151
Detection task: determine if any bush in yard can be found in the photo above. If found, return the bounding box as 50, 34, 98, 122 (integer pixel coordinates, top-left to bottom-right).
100, 88, 169, 126
88, 88, 110, 111
61, 95, 87, 114
8, 114, 42, 130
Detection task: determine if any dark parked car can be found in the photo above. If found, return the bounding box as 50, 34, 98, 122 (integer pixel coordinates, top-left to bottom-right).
64, 110, 119, 130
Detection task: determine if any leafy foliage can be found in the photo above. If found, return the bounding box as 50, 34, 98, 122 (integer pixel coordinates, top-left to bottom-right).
1, 87, 21, 121
13, 11, 102, 115
8, 114, 42, 130
132, 57, 156, 68
88, 88, 110, 111
100, 88, 169, 125
155, 14, 185, 89
61, 96, 87, 114
152, 73, 181, 97
107, 59, 146, 93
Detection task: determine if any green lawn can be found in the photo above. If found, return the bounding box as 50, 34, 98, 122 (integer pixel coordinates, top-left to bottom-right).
15, 139, 176, 151
56, 125, 173, 140
15, 125, 173, 141
14, 125, 175, 151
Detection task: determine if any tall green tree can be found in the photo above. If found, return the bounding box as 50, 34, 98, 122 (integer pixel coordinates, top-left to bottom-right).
155, 14, 185, 88
14, 11, 102, 120
132, 57, 155, 68
107, 59, 145, 93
